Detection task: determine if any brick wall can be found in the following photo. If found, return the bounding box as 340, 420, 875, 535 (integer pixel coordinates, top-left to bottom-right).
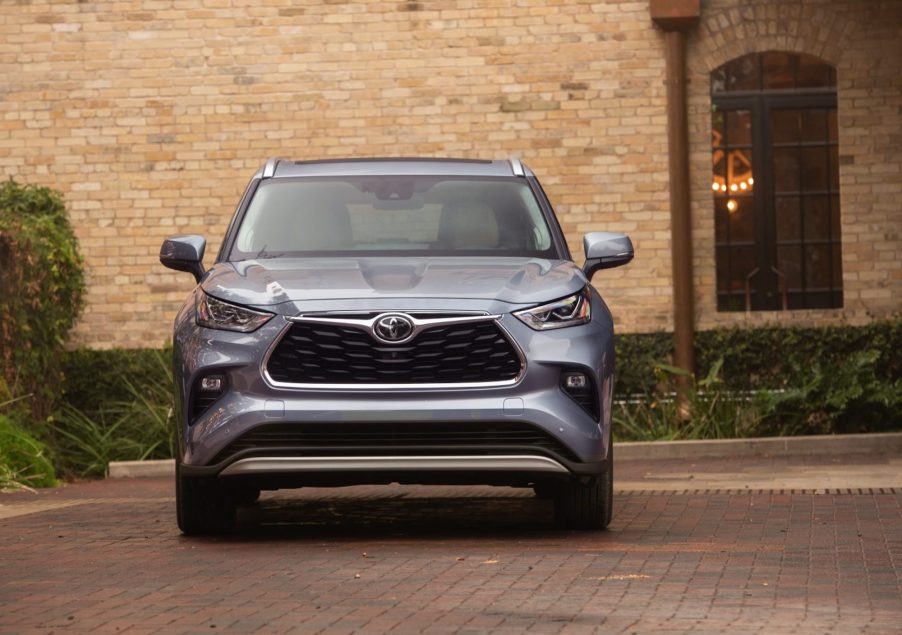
0, 0, 898, 348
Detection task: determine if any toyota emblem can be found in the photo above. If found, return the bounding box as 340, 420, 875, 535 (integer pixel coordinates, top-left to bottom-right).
373, 314, 415, 343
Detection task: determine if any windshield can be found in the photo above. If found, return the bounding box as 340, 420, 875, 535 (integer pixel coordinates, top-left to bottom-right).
229, 176, 557, 260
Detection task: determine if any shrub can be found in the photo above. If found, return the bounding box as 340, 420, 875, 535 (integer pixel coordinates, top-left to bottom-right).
613, 320, 900, 397
61, 346, 173, 415
613, 320, 901, 440
613, 359, 762, 442
0, 179, 85, 422
51, 349, 175, 478
755, 349, 901, 435
0, 410, 57, 490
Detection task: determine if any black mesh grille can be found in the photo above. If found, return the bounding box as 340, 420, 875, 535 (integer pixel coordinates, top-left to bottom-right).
266, 320, 522, 385
212, 422, 577, 465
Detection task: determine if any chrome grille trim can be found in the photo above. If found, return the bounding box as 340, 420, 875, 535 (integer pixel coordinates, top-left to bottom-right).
261, 313, 526, 391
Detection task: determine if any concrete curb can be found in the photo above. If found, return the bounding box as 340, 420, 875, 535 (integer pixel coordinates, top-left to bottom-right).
108, 459, 175, 479
107, 432, 902, 479
615, 431, 902, 461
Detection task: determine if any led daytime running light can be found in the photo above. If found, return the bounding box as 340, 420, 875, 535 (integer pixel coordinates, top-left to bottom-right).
196, 293, 273, 333
513, 288, 592, 330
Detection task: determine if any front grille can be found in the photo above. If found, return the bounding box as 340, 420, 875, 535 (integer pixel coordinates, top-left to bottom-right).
211, 422, 578, 465
265, 320, 522, 385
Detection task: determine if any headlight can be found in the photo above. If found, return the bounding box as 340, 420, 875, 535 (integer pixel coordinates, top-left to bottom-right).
513, 288, 592, 330
196, 293, 273, 332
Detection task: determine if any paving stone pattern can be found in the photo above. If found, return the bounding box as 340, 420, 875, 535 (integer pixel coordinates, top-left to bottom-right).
1, 466, 901, 634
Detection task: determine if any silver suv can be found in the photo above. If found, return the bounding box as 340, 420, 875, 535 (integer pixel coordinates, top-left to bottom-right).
160, 157, 633, 533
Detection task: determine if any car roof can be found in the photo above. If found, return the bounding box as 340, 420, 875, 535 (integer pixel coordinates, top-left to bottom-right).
255, 157, 533, 179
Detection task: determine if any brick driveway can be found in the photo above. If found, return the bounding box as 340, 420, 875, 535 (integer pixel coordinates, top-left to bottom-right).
2, 454, 901, 634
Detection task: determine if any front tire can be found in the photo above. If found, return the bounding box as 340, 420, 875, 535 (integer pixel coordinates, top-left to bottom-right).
554, 445, 613, 530
176, 461, 236, 535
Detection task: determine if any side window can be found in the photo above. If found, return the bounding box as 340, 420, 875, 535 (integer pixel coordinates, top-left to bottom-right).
711, 52, 842, 311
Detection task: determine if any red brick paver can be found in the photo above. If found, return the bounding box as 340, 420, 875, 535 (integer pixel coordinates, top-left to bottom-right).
1, 456, 901, 634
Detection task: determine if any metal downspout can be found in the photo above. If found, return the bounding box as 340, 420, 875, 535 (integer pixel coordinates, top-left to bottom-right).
651, 1, 701, 386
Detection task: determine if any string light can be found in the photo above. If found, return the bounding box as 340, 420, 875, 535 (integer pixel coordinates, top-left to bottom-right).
711, 176, 754, 194
726, 199, 738, 212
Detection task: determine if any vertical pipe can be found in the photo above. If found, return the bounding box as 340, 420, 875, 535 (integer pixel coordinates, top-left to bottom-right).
663, 29, 696, 380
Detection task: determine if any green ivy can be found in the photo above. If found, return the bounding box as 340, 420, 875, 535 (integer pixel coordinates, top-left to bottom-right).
0, 179, 85, 422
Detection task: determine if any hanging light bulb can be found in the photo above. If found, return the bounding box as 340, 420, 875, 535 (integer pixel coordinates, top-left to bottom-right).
748, 177, 754, 185
712, 182, 720, 191
730, 183, 738, 192
726, 199, 738, 212
740, 182, 748, 190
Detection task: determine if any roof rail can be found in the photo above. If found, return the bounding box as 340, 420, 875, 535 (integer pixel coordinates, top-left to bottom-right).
262, 157, 284, 179
509, 155, 525, 177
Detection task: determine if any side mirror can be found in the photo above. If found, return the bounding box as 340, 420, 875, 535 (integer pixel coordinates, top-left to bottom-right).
160, 235, 207, 283
582, 232, 634, 280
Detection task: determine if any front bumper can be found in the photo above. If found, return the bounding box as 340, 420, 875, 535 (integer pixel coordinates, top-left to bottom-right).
173, 297, 615, 483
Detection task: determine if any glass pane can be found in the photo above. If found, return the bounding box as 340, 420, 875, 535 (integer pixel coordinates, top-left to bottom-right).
763, 52, 793, 89
726, 110, 752, 146
725, 55, 760, 91
728, 196, 755, 243
712, 155, 727, 194
829, 145, 839, 191
776, 196, 800, 242
774, 148, 799, 192
803, 196, 831, 241
801, 147, 829, 191
804, 245, 831, 289
801, 111, 827, 143
712, 110, 725, 148
778, 245, 802, 291
728, 149, 754, 193
827, 109, 838, 143
716, 247, 730, 292
711, 67, 728, 95
797, 54, 833, 88
715, 198, 729, 243
731, 246, 757, 292
772, 110, 800, 144
717, 293, 745, 312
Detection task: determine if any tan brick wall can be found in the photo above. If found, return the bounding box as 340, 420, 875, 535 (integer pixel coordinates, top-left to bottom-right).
0, 0, 898, 348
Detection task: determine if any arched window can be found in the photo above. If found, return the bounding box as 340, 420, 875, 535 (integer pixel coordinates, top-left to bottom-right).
711, 52, 842, 311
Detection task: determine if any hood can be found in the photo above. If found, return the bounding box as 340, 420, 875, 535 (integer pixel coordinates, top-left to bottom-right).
201, 257, 587, 308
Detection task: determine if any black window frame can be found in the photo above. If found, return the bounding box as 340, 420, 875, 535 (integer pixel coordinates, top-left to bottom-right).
712, 53, 842, 312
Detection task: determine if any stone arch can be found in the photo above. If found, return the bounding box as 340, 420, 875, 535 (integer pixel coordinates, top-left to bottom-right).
689, 3, 852, 76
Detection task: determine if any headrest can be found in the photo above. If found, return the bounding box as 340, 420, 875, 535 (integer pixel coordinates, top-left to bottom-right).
439, 201, 499, 249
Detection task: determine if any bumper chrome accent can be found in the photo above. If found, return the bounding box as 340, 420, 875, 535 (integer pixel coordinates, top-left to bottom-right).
218, 455, 569, 476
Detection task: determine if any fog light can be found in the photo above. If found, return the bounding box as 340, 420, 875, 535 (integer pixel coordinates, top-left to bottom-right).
563, 373, 588, 389
200, 376, 223, 392
561, 370, 598, 420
